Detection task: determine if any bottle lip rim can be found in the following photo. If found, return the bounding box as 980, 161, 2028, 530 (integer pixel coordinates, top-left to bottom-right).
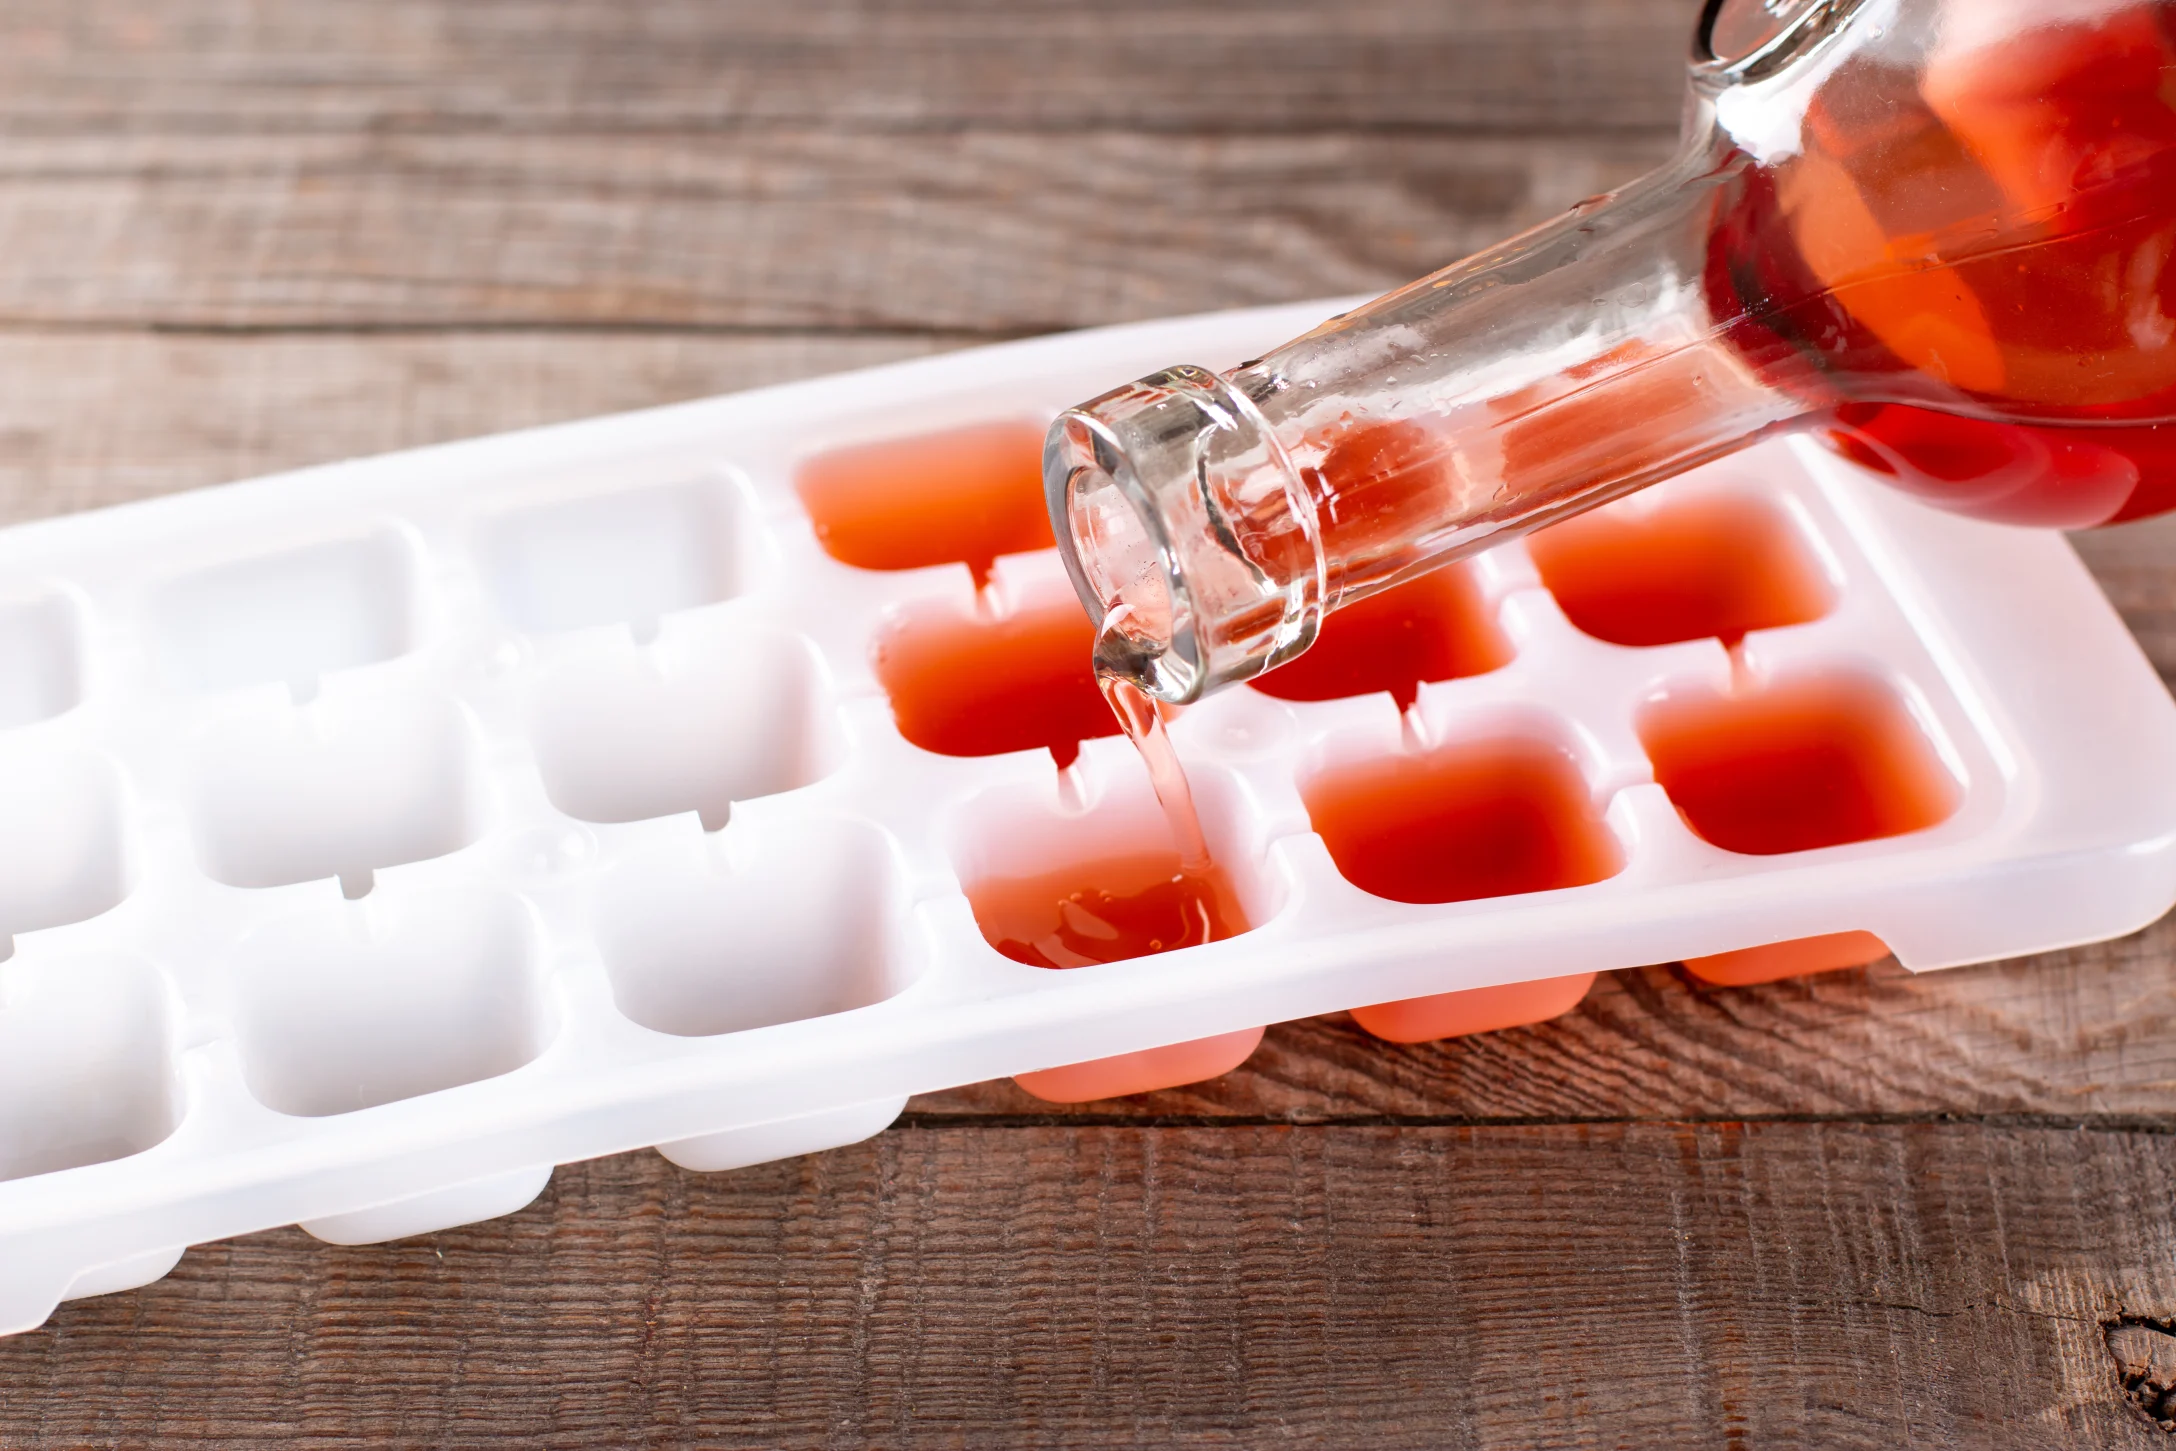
1044, 406, 1207, 704
1691, 0, 1870, 86
1044, 365, 1327, 706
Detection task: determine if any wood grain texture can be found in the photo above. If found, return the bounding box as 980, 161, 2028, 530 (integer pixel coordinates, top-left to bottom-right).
8, 0, 2176, 1442
0, 132, 1668, 330
911, 923, 2176, 1123
0, 330, 943, 525
0, 1, 1689, 137
4, 1123, 2173, 1449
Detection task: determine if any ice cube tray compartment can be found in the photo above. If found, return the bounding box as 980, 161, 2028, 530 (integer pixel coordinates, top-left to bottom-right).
794, 418, 1055, 586
0, 296, 2172, 1336
945, 757, 1288, 961
596, 816, 917, 1039
0, 955, 178, 1183
525, 617, 841, 832
146, 529, 423, 699
474, 474, 754, 638
1300, 722, 1626, 907
1526, 488, 1840, 649
0, 746, 134, 952
182, 689, 490, 897
1637, 666, 1964, 857
872, 581, 1113, 767
228, 888, 551, 1119
1249, 561, 1512, 710
0, 587, 87, 730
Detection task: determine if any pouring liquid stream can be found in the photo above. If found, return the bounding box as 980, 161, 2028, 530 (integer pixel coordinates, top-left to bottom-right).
964, 610, 1237, 977
1096, 607, 1213, 874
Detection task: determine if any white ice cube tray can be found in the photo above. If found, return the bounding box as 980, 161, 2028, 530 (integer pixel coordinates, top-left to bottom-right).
3, 297, 2175, 1334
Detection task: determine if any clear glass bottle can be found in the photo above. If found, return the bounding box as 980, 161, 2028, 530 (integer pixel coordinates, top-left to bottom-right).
1045, 0, 2176, 702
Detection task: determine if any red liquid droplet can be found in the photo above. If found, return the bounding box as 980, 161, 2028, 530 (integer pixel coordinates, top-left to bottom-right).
1250, 563, 1509, 712
968, 853, 1247, 970
1305, 736, 1622, 905
1640, 672, 1960, 856
1527, 491, 1835, 649
873, 594, 1114, 768
795, 420, 1054, 589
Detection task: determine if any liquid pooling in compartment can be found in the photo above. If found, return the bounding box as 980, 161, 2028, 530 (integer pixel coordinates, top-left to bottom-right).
1249, 563, 1509, 712
596, 819, 915, 1038
1304, 732, 1622, 905
795, 420, 1053, 589
526, 621, 838, 832
970, 854, 1247, 970
146, 529, 420, 697
951, 770, 1274, 1102
229, 890, 550, 1118
476, 477, 747, 638
1526, 489, 1836, 648
873, 587, 1115, 768
0, 955, 177, 1182
979, 850, 1258, 1102
1640, 670, 1961, 857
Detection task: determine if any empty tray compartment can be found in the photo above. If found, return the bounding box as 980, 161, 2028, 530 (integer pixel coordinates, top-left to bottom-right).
596, 818, 917, 1038
230, 890, 551, 1118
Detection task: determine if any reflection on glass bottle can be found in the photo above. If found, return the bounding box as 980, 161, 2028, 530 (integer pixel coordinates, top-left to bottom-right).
1046, 0, 2176, 702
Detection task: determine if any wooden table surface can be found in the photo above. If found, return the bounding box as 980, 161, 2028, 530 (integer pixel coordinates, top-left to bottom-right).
6, 2, 2176, 1445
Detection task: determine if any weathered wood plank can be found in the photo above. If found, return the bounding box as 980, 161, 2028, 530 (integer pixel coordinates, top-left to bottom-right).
8, 0, 2173, 1440
0, 132, 1669, 330
3, 1122, 2169, 1448
914, 919, 2176, 1122
2, 0, 1691, 137
0, 330, 944, 525
2073, 515, 2176, 687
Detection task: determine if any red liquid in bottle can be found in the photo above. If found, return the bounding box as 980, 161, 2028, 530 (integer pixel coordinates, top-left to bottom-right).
1287, 6, 2176, 574
1249, 563, 1509, 711
1717, 4, 2176, 525
795, 420, 1054, 588
1527, 492, 1835, 649
1640, 672, 1960, 856
1304, 735, 1622, 906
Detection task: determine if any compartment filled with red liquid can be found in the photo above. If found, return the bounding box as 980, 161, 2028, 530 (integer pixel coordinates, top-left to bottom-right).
1526, 490, 1835, 649
1638, 670, 1961, 857
872, 588, 1116, 768
793, 419, 1053, 588
1302, 731, 1621, 1043
1683, 930, 1893, 989
1249, 562, 1510, 712
952, 776, 1271, 1104
972, 853, 1246, 971
968, 851, 1262, 1103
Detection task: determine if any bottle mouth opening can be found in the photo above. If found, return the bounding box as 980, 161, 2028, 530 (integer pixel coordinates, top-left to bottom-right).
1694, 0, 1867, 84
1043, 364, 1325, 707
1044, 413, 1202, 703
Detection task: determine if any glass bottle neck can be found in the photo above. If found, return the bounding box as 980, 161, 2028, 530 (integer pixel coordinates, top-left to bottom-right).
1047, 131, 1812, 703
1048, 0, 2176, 703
